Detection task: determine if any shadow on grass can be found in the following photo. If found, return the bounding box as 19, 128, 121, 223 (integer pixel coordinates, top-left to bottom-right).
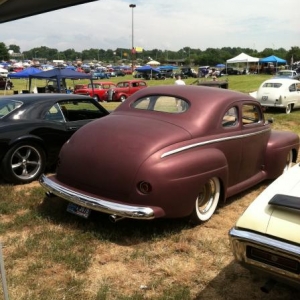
36, 195, 192, 246
195, 260, 300, 300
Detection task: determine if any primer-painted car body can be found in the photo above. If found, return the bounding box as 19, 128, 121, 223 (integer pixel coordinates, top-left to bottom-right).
39, 85, 299, 222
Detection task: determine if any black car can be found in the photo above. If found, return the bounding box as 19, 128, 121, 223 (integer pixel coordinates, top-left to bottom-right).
0, 93, 109, 184
220, 67, 242, 75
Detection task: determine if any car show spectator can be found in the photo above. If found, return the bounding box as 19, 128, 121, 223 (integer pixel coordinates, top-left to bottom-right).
174, 74, 186, 85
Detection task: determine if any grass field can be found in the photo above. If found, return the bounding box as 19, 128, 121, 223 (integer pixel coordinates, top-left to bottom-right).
1, 74, 300, 300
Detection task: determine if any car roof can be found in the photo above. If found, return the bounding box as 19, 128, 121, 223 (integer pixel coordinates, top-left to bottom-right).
115, 85, 259, 136
262, 78, 300, 84
0, 93, 92, 104
119, 85, 255, 116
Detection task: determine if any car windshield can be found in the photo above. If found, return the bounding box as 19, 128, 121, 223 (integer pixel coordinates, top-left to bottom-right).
132, 95, 189, 113
277, 71, 292, 76
0, 99, 23, 118
262, 82, 282, 88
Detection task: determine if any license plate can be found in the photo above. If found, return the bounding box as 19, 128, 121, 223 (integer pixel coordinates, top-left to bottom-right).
67, 203, 91, 219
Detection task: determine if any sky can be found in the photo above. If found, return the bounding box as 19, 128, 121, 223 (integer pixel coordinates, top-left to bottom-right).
1, 0, 299, 53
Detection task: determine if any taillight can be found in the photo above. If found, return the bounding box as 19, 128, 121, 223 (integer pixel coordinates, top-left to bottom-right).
137, 181, 152, 194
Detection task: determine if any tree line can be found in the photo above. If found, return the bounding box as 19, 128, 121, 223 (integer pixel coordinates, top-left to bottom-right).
1, 42, 299, 66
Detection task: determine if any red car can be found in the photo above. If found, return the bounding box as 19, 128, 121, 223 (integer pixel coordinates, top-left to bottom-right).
103, 80, 147, 102
40, 86, 299, 224
74, 81, 116, 102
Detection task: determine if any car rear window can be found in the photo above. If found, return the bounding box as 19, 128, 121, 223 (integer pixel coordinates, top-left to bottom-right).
132, 95, 189, 113
0, 99, 23, 118
262, 82, 282, 88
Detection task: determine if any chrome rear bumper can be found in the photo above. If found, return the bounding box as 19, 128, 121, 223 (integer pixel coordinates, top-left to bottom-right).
39, 174, 155, 220
229, 227, 300, 286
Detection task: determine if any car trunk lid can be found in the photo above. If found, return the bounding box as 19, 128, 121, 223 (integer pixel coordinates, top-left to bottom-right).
56, 114, 191, 200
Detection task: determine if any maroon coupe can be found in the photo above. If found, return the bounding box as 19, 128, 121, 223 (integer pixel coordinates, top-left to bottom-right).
40, 85, 299, 224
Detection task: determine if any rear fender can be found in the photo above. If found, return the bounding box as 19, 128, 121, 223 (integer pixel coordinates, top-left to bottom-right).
264, 130, 299, 178
135, 148, 229, 218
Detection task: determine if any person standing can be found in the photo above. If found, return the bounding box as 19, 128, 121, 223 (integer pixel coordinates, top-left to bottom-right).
174, 74, 186, 85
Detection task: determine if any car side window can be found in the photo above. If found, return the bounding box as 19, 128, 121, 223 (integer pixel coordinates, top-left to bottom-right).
132, 95, 189, 113
242, 104, 261, 125
44, 103, 65, 122
222, 107, 238, 127
289, 84, 296, 92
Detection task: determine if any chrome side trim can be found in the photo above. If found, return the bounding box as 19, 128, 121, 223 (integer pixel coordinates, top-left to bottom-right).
161, 128, 270, 158
39, 175, 155, 220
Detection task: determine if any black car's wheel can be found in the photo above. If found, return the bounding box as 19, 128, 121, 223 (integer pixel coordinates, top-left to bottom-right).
119, 95, 127, 102
190, 177, 221, 224
1, 142, 46, 184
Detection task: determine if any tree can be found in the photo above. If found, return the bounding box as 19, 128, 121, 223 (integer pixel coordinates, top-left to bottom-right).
0, 42, 9, 61
8, 44, 20, 53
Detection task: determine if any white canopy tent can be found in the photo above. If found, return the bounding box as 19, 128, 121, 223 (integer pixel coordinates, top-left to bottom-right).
226, 52, 260, 73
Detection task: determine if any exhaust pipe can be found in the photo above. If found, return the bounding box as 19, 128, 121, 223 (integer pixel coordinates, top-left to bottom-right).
109, 215, 125, 223
261, 279, 276, 293
45, 191, 55, 198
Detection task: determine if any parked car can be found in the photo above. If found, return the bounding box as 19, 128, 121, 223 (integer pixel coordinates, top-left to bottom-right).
274, 70, 300, 80
0, 94, 109, 184
40, 86, 299, 224
102, 79, 147, 102
0, 78, 13, 90
74, 84, 88, 93
113, 69, 126, 77
154, 70, 175, 80
253, 78, 300, 114
229, 162, 300, 292
220, 67, 242, 75
73, 81, 116, 102
92, 71, 110, 79
178, 67, 197, 78
198, 66, 210, 77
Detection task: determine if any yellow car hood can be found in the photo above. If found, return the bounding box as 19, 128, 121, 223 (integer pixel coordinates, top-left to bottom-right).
236, 164, 300, 244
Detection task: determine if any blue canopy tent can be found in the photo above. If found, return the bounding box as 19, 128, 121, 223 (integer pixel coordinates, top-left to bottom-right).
9, 67, 42, 78
29, 68, 92, 93
158, 65, 179, 71
135, 65, 160, 79
259, 55, 287, 74
7, 67, 43, 93
135, 65, 160, 73
259, 55, 287, 64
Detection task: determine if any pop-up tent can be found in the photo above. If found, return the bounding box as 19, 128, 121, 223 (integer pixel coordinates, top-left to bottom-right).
226, 52, 259, 73
226, 52, 259, 64
9, 67, 42, 78
259, 55, 287, 64
29, 68, 92, 92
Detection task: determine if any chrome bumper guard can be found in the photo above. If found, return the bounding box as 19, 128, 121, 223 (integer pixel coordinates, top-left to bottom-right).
39, 174, 155, 220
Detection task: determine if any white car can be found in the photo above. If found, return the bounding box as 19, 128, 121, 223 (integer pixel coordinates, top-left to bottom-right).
254, 78, 300, 114
229, 163, 300, 292
274, 70, 300, 80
